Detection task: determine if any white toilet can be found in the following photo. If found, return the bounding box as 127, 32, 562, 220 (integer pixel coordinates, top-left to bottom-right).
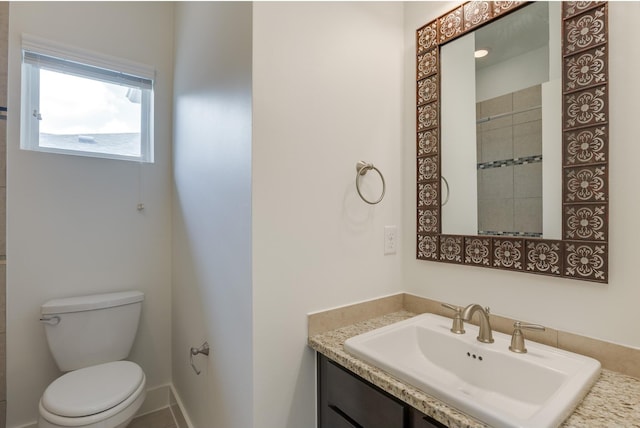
38, 291, 146, 428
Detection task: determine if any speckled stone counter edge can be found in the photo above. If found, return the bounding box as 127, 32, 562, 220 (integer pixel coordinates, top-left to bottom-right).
308, 309, 640, 428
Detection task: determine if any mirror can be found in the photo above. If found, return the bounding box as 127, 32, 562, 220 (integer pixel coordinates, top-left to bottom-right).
416, 1, 609, 283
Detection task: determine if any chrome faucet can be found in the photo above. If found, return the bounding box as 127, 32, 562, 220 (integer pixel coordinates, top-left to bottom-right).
461, 304, 494, 343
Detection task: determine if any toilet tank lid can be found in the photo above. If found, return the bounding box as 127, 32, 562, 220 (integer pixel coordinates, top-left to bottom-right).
41, 291, 144, 315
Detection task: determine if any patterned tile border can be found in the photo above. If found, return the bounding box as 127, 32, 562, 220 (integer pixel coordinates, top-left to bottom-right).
492, 238, 524, 270
417, 234, 438, 260
492, 1, 525, 18
417, 49, 438, 81
463, 2, 493, 31
439, 235, 464, 264
564, 165, 607, 203
417, 128, 438, 157
417, 75, 438, 106
464, 236, 491, 266
564, 241, 607, 282
417, 182, 439, 208
417, 155, 439, 182
561, 2, 609, 284
418, 209, 439, 234
416, 21, 437, 55
438, 6, 464, 44
562, 1, 606, 20
415, 1, 609, 283
525, 240, 562, 276
417, 102, 438, 131
564, 204, 607, 242
563, 125, 607, 166
564, 85, 607, 130
564, 45, 607, 93
563, 5, 607, 56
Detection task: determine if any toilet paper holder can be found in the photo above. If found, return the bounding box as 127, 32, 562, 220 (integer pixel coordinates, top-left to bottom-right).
189, 341, 210, 375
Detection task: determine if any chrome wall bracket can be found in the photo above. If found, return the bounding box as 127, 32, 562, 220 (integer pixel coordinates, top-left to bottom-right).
190, 341, 210, 375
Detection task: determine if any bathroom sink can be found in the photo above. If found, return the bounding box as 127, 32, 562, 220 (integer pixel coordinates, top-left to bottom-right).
344, 313, 600, 428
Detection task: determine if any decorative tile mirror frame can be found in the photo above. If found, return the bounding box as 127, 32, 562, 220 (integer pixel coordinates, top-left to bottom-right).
416, 1, 609, 283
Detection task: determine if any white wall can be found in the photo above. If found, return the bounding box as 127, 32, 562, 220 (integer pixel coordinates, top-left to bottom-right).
173, 4, 404, 428
6, 3, 174, 426
403, 2, 640, 348
476, 45, 549, 102
252, 2, 404, 427
172, 3, 253, 428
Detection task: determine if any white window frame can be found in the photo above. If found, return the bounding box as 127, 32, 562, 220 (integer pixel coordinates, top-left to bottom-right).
20, 34, 156, 163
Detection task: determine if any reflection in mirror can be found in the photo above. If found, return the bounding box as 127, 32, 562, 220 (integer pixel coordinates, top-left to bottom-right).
441, 2, 562, 239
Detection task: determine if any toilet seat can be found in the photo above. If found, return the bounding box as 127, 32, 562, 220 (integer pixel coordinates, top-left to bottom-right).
39, 361, 146, 427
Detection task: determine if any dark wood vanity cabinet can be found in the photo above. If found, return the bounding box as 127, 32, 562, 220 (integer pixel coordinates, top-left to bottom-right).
408, 407, 448, 428
318, 354, 447, 428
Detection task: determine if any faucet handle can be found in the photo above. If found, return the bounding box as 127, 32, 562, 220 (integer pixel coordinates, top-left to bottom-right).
509, 321, 546, 353
441, 303, 465, 334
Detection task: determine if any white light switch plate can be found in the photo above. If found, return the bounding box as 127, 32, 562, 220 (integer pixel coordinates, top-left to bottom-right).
384, 225, 397, 255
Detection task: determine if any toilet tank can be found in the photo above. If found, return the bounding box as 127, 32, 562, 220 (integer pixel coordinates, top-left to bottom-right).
40, 291, 144, 372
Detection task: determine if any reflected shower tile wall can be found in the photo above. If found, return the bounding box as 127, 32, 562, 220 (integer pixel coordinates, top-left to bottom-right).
514, 119, 542, 158
513, 84, 542, 123
478, 166, 514, 200
515, 198, 543, 234
481, 126, 513, 163
479, 93, 512, 121
479, 114, 512, 133
514, 162, 542, 198
478, 199, 514, 233
476, 84, 543, 237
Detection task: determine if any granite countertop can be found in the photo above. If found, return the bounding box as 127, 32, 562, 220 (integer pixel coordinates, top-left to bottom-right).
308, 310, 640, 428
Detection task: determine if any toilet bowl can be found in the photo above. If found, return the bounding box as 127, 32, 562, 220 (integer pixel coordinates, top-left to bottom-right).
39, 361, 146, 428
38, 291, 146, 428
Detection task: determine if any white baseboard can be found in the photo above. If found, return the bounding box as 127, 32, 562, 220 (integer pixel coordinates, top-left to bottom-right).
135, 383, 172, 416
169, 385, 195, 428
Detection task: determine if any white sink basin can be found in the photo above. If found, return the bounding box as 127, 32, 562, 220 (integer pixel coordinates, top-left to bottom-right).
344, 313, 600, 428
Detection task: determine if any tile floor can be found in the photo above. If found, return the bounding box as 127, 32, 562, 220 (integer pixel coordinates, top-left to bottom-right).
129, 407, 177, 428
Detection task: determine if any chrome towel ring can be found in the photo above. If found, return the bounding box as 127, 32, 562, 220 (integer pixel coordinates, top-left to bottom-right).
355, 160, 386, 205
441, 175, 450, 207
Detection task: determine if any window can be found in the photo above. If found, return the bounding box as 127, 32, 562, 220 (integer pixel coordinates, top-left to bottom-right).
20, 35, 155, 162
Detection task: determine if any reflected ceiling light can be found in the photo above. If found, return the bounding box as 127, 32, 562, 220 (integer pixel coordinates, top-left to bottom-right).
474, 49, 489, 58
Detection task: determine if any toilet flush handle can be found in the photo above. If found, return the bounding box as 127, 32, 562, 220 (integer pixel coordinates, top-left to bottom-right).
39, 316, 61, 326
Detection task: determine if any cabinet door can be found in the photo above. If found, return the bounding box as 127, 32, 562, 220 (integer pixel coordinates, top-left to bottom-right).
318, 354, 405, 428
409, 407, 448, 428
324, 405, 361, 428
